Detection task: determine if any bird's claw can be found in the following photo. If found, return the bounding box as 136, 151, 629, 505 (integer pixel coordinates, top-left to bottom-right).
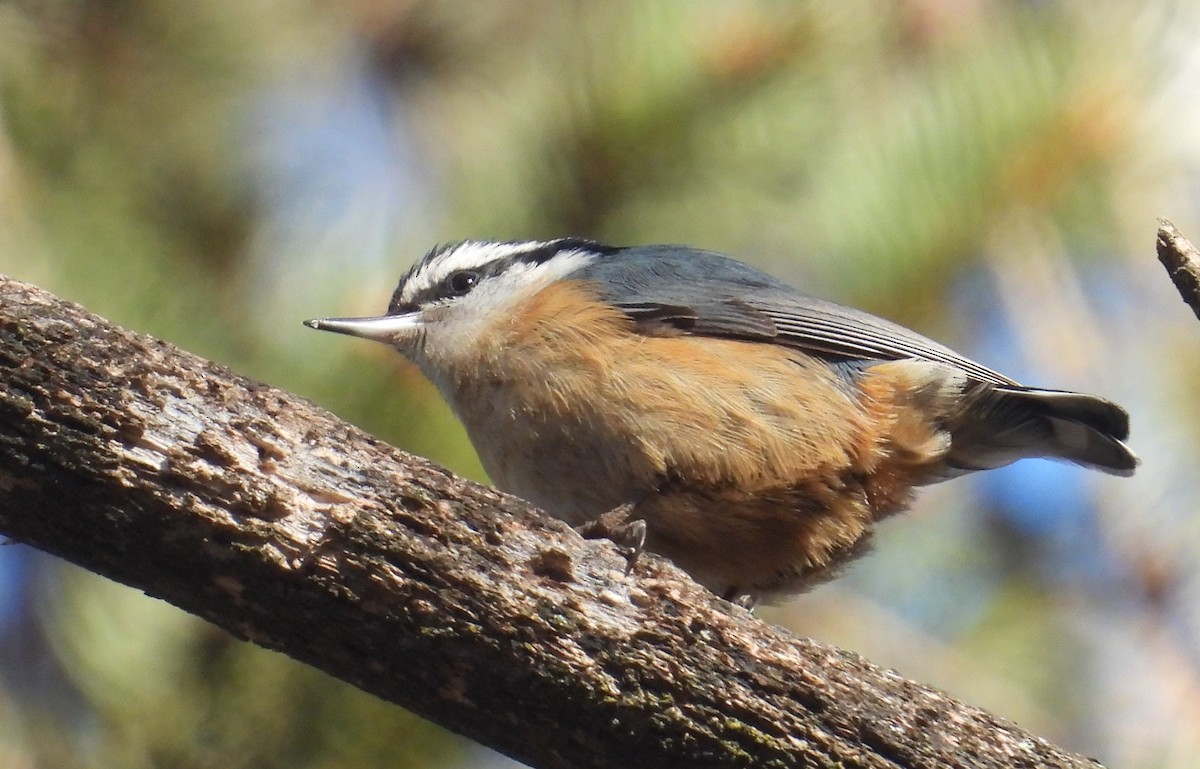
576, 502, 646, 575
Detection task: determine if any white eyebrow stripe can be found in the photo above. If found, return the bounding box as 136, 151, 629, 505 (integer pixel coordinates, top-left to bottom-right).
398, 241, 598, 307
399, 241, 555, 304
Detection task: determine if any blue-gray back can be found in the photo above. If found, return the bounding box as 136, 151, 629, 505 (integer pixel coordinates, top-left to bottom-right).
568, 245, 1016, 386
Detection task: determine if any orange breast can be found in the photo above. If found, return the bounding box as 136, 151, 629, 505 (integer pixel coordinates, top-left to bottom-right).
493, 280, 872, 482
448, 279, 947, 599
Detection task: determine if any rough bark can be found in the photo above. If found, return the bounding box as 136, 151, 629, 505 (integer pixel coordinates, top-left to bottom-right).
1157, 218, 1200, 321
0, 275, 1102, 769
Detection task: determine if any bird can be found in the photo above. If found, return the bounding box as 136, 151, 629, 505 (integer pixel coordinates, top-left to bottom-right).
305, 238, 1137, 605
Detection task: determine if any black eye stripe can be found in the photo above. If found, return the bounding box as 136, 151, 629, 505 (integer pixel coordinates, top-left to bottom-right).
389, 239, 623, 313
511, 238, 620, 266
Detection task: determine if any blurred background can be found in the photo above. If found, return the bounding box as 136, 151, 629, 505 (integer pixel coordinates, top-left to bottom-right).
1, 1, 1199, 767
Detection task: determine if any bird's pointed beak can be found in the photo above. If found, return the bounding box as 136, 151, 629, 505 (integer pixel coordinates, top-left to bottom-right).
303, 312, 423, 344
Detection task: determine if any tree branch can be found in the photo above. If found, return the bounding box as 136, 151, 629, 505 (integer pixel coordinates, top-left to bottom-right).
0, 275, 1102, 769
1156, 218, 1200, 321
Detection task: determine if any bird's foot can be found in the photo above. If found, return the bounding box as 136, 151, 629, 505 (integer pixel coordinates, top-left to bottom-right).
575, 502, 647, 575
722, 587, 760, 611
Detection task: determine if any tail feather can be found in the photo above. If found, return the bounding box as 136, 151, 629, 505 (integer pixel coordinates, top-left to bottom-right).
1004, 387, 1130, 440
944, 383, 1138, 477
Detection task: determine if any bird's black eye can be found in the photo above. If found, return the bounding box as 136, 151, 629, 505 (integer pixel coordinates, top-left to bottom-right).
446, 269, 480, 297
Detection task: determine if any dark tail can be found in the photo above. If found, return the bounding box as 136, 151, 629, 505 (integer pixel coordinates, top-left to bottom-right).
944, 384, 1138, 477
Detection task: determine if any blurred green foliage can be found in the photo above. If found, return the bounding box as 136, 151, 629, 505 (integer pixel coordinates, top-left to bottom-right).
1, 2, 1199, 768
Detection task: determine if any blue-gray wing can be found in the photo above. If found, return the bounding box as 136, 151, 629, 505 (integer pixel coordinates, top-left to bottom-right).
569, 245, 1017, 387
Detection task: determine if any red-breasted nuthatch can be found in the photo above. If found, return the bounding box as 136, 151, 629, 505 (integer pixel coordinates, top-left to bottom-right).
305, 239, 1137, 604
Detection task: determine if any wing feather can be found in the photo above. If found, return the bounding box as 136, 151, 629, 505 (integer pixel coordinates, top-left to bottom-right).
570, 245, 1016, 386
